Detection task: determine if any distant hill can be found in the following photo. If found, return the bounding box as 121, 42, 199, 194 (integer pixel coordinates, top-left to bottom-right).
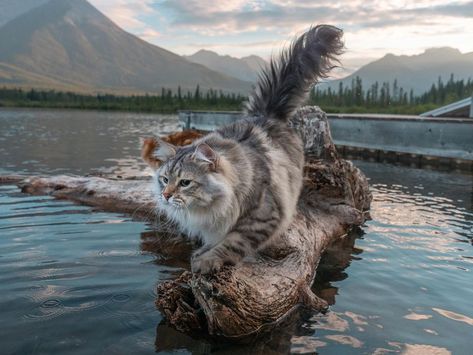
0, 0, 49, 28
326, 47, 473, 94
185, 50, 267, 82
241, 55, 267, 75
0, 0, 251, 94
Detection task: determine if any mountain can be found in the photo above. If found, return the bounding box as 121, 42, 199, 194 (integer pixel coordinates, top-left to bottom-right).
241, 55, 267, 75
326, 47, 473, 94
0, 0, 49, 28
185, 50, 267, 82
0, 0, 251, 94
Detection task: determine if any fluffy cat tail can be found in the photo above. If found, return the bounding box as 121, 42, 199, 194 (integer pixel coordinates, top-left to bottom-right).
244, 25, 344, 121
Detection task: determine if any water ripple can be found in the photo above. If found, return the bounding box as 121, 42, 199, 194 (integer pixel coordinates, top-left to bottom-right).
1, 111, 472, 354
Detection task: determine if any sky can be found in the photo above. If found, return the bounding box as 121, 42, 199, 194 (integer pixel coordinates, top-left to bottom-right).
88, 0, 473, 74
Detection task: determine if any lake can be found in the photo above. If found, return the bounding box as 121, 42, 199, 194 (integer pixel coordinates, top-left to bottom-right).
0, 108, 472, 354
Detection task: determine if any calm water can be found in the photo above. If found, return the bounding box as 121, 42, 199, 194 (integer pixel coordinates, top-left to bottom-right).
0, 108, 472, 354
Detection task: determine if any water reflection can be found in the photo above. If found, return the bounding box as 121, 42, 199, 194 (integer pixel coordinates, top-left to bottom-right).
140, 230, 192, 271
312, 227, 364, 306
0, 108, 180, 176
1, 109, 473, 354
432, 308, 473, 326
154, 310, 315, 355
148, 228, 365, 354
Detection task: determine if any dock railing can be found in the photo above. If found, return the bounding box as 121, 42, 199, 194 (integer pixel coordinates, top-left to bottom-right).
178, 110, 473, 171
470, 93, 473, 118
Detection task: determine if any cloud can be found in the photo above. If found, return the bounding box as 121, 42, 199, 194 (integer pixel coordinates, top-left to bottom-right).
161, 1, 337, 33
138, 28, 161, 41
89, 0, 156, 30
87, 0, 473, 71
409, 0, 473, 17
160, 0, 473, 34
90, 0, 473, 40
165, 0, 255, 15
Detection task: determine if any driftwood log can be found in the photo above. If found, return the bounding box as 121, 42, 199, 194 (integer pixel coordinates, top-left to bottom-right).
1, 106, 371, 340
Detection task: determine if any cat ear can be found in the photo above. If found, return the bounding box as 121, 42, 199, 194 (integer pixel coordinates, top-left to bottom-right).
141, 137, 176, 169
193, 143, 218, 170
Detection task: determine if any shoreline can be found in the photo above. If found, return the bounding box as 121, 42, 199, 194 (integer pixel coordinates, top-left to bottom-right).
0, 101, 439, 115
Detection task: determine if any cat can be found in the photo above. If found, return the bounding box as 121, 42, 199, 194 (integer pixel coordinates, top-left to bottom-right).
142, 130, 202, 169
142, 25, 343, 274
162, 130, 203, 147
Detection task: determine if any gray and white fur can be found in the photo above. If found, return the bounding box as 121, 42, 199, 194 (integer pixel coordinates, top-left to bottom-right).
144, 25, 343, 274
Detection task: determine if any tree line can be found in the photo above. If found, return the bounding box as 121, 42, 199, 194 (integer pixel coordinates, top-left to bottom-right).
1, 75, 472, 114
309, 74, 473, 114
0, 85, 245, 113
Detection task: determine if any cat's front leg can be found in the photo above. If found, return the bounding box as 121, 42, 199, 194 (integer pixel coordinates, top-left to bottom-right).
191, 229, 271, 274
191, 232, 249, 274
191, 247, 226, 274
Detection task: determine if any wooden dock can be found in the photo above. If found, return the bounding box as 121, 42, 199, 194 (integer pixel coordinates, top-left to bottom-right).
178, 110, 473, 172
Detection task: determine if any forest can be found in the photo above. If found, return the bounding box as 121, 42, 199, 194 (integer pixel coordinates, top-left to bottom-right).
309, 74, 473, 114
0, 86, 245, 113
1, 75, 472, 114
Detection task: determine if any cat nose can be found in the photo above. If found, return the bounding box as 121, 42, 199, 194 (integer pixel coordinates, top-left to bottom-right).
162, 192, 172, 201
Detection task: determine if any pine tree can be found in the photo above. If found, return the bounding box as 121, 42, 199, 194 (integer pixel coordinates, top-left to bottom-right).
194, 85, 200, 101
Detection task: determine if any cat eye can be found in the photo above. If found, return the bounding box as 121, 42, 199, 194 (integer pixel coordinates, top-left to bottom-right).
179, 179, 191, 187
161, 176, 168, 184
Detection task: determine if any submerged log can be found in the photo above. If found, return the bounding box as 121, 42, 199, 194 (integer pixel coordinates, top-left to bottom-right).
2, 106, 371, 340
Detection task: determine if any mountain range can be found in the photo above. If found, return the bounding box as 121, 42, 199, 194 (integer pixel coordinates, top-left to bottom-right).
0, 0, 471, 97
0, 0, 251, 94
184, 50, 267, 82
327, 48, 473, 94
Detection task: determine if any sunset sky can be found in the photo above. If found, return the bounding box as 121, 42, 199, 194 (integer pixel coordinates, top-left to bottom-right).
89, 0, 473, 73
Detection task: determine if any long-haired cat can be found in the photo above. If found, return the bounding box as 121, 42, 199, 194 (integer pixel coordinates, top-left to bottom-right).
142, 25, 343, 274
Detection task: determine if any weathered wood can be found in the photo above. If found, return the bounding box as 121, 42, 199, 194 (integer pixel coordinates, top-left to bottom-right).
1, 106, 371, 340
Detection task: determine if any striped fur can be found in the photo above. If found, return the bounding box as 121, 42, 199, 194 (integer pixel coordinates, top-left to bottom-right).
143, 25, 343, 274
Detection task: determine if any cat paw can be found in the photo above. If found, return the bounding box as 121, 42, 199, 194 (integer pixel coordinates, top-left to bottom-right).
191, 251, 225, 274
